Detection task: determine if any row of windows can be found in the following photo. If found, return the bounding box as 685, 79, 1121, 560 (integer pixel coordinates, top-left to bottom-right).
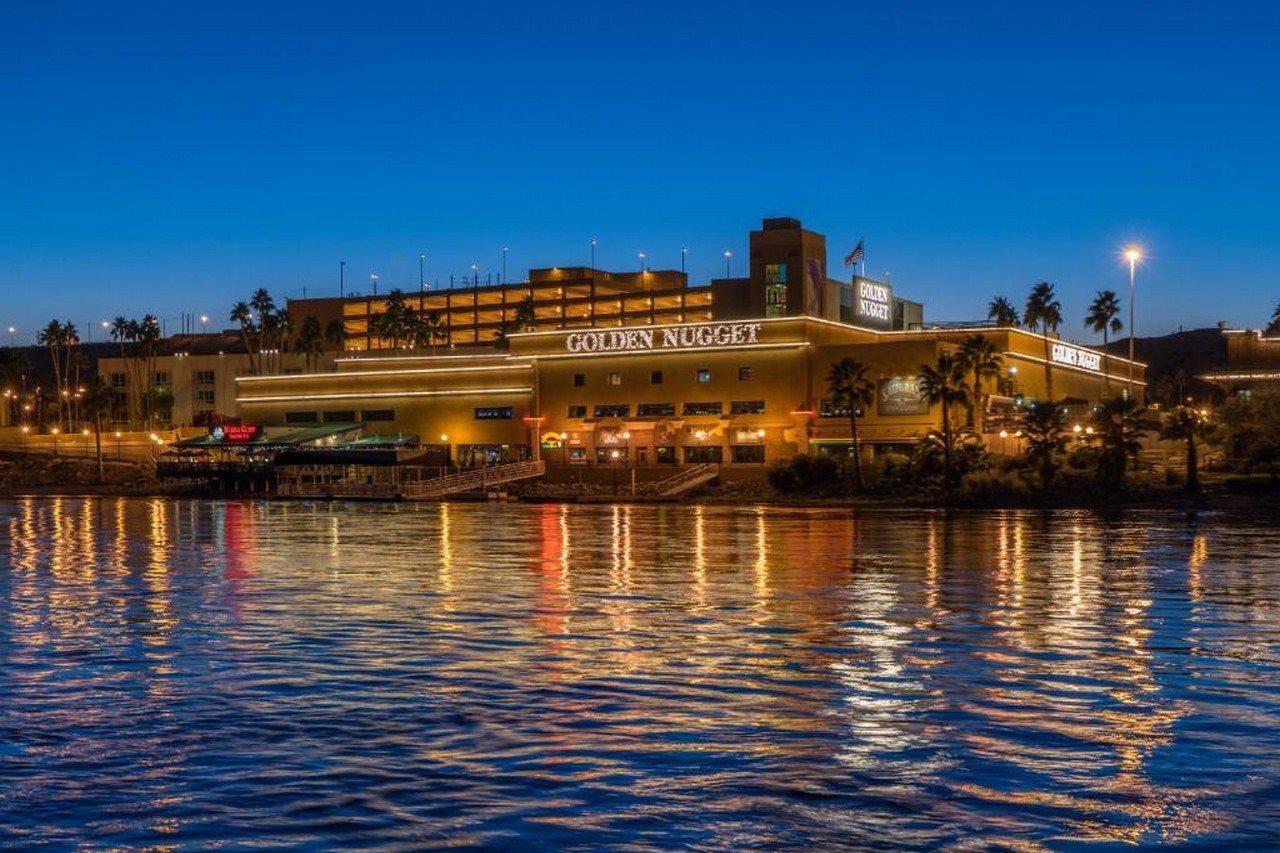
109, 370, 217, 387
568, 445, 765, 464
574, 367, 753, 388
567, 400, 765, 419
283, 409, 393, 425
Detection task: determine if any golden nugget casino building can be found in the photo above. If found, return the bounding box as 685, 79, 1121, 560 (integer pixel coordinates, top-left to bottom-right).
239, 218, 1144, 468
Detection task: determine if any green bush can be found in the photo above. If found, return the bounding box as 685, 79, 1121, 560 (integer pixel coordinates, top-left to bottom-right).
1067, 445, 1102, 471
766, 454, 844, 495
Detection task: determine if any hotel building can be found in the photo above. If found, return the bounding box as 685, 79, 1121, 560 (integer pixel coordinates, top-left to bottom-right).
1201, 328, 1280, 396
239, 218, 1143, 467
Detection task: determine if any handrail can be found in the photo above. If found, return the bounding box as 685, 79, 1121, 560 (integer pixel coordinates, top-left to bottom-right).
401, 459, 546, 499
650, 463, 720, 496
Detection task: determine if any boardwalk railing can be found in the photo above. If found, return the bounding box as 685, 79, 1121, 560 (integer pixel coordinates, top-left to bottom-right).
401, 459, 546, 500
651, 463, 720, 497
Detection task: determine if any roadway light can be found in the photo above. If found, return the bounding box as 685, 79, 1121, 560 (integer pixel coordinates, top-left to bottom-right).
1123, 244, 1144, 392
723, 250, 732, 277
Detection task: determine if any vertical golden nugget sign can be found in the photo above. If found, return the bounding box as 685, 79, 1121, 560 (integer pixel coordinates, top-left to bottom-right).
565, 322, 762, 353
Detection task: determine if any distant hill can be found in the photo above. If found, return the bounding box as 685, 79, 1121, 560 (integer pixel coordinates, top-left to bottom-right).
1105, 327, 1227, 401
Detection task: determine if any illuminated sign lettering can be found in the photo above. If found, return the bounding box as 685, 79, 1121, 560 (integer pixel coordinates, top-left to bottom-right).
565, 322, 762, 354
212, 424, 261, 443
853, 278, 893, 329
1051, 342, 1103, 373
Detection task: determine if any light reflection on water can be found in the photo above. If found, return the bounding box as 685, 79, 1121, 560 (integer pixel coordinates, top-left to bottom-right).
2, 498, 1279, 847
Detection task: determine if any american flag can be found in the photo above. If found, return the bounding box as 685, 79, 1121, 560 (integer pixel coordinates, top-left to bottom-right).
843, 239, 865, 268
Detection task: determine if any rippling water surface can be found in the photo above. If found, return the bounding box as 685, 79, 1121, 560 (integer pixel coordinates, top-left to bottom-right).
2, 498, 1280, 848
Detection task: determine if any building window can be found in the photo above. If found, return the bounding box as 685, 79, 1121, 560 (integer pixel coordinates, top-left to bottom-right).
637, 402, 675, 417
194, 388, 216, 407
194, 370, 216, 385
567, 405, 587, 418
738, 366, 753, 381
696, 369, 711, 383
360, 409, 395, 422
731, 445, 766, 464
109, 372, 127, 388
284, 411, 319, 424
322, 410, 357, 423
654, 446, 678, 464
765, 263, 788, 318
819, 398, 861, 418
474, 406, 513, 420
573, 373, 586, 387
730, 400, 765, 415
153, 371, 172, 388
684, 445, 724, 464
594, 404, 630, 419
683, 401, 723, 416
650, 370, 663, 384
607, 372, 622, 386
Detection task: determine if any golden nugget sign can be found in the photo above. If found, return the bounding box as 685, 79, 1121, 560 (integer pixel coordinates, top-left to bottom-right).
565, 322, 762, 354
1051, 342, 1103, 372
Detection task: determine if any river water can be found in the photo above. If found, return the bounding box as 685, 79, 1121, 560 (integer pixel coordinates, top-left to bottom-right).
1, 498, 1278, 848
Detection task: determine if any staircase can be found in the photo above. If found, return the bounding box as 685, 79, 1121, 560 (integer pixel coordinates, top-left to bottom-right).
650, 463, 720, 497
400, 459, 546, 500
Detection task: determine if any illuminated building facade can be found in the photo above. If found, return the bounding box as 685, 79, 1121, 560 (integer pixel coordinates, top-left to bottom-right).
236, 317, 1143, 468
286, 218, 922, 351
1201, 328, 1280, 395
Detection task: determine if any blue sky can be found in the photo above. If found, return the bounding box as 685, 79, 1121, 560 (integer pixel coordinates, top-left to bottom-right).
2, 1, 1278, 342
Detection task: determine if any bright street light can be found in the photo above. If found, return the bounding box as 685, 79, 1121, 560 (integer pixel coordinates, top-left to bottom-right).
1124, 244, 1144, 392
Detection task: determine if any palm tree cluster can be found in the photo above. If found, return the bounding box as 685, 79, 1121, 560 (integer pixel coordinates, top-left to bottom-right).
230, 289, 293, 375
368, 289, 448, 352
36, 320, 83, 429
109, 315, 165, 428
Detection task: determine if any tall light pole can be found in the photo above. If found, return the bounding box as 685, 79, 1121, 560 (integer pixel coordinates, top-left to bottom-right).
638, 251, 646, 272
6, 326, 14, 346
370, 272, 378, 296
1124, 245, 1143, 392
340, 260, 346, 298
200, 314, 208, 332
420, 253, 426, 291
502, 247, 508, 284
681, 246, 688, 276
590, 238, 597, 270
724, 250, 732, 278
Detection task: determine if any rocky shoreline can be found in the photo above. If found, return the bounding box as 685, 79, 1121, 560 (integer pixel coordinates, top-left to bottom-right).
4, 452, 1278, 513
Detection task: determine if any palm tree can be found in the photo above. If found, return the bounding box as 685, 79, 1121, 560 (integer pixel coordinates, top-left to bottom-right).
1084, 290, 1123, 395
514, 296, 537, 332
1160, 404, 1210, 493
1089, 396, 1151, 490
957, 334, 1002, 433
826, 357, 876, 490
296, 315, 323, 371
1024, 281, 1063, 402
987, 296, 1020, 328
1267, 302, 1280, 336
81, 377, 115, 481
230, 301, 258, 374
917, 351, 970, 494
323, 318, 346, 353
1020, 401, 1069, 488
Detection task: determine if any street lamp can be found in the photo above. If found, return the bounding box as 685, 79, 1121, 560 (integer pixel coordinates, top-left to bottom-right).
501, 247, 508, 284
590, 238, 597, 270
200, 315, 208, 332
370, 272, 379, 296
681, 246, 688, 275
638, 251, 646, 272
420, 252, 427, 291
724, 250, 732, 277
1124, 245, 1144, 393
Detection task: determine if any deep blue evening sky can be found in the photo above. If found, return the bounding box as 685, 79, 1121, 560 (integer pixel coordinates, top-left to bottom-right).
3, 1, 1277, 342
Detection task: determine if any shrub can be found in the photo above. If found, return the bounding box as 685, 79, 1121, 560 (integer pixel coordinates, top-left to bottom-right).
766, 454, 844, 495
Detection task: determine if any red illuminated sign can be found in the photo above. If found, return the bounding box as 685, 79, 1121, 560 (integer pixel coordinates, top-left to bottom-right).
214, 424, 261, 443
